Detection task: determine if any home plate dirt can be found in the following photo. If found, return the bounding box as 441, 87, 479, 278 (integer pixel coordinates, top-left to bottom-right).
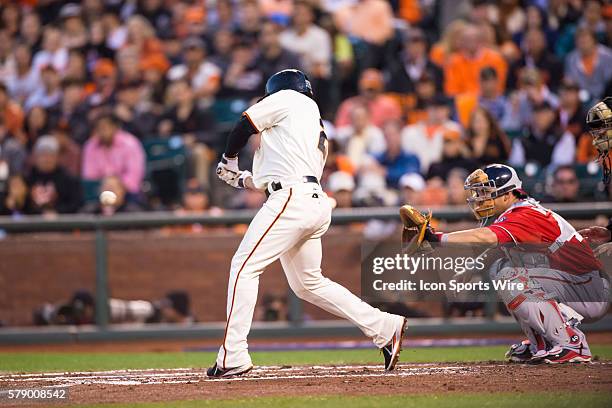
1, 363, 611, 406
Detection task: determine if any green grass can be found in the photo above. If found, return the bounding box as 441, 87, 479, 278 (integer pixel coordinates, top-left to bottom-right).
72, 392, 612, 408
1, 345, 612, 373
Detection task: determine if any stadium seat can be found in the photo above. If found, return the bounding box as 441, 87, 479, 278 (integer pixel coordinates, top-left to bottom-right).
142, 137, 187, 206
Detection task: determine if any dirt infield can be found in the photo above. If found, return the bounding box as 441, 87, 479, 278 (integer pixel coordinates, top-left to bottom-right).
1, 362, 611, 407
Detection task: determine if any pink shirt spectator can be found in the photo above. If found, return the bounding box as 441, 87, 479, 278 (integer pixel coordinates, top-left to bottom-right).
82, 130, 145, 194
335, 95, 402, 128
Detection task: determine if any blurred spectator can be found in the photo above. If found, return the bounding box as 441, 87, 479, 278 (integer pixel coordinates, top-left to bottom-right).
255, 21, 302, 89
24, 106, 50, 143
509, 102, 575, 169
508, 28, 564, 93
113, 80, 157, 140
327, 170, 355, 208
26, 135, 81, 215
4, 42, 38, 105
31, 25, 68, 75
420, 176, 448, 206
465, 107, 511, 166
446, 168, 469, 205
158, 79, 217, 187
430, 19, 467, 68
25, 65, 62, 111
0, 175, 30, 216
335, 69, 402, 128
455, 67, 507, 127
557, 78, 587, 138
405, 70, 438, 124
176, 180, 212, 215
167, 37, 220, 103
219, 38, 264, 100
19, 12, 42, 55
235, 0, 263, 43
82, 112, 145, 197
579, 0, 607, 43
505, 67, 559, 132
428, 130, 477, 181
386, 27, 443, 94
398, 172, 425, 206
59, 3, 88, 50
47, 79, 90, 145
402, 96, 462, 173
375, 121, 420, 188
88, 58, 118, 109
279, 1, 332, 115
256, 293, 288, 322
0, 114, 26, 177
333, 0, 394, 67
338, 104, 386, 169
0, 83, 25, 143
208, 0, 237, 33
544, 165, 581, 203
51, 125, 81, 178
209, 28, 235, 72
565, 27, 612, 103
444, 23, 507, 96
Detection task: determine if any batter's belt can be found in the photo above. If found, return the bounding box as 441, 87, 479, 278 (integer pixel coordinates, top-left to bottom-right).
265, 175, 319, 198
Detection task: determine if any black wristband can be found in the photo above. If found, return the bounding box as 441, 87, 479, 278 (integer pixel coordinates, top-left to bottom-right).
424, 227, 440, 242
607, 218, 612, 242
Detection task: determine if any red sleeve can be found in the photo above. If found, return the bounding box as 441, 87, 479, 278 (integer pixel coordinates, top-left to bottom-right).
486, 209, 547, 244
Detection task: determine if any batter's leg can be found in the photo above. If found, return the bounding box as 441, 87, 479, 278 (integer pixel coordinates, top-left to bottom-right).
216, 189, 299, 369
280, 237, 404, 348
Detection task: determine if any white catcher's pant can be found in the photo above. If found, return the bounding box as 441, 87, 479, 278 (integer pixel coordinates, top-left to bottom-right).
217, 182, 403, 368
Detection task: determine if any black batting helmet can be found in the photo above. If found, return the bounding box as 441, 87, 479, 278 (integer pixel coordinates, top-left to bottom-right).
264, 69, 313, 98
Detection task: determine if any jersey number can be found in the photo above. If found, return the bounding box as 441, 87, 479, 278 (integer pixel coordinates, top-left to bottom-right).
318, 119, 328, 160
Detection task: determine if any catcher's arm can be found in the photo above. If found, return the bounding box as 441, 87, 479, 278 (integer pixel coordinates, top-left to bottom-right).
400, 205, 498, 249
443, 228, 498, 244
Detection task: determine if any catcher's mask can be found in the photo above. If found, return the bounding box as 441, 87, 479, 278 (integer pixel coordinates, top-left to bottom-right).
464, 164, 522, 225
586, 97, 612, 184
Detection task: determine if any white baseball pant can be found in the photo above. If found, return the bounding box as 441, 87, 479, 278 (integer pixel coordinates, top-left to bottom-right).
217, 181, 403, 369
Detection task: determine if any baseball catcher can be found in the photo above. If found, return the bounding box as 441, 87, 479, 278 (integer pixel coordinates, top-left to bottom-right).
579, 97, 612, 256
401, 164, 609, 364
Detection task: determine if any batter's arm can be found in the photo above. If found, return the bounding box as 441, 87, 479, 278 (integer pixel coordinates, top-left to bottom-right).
224, 114, 259, 158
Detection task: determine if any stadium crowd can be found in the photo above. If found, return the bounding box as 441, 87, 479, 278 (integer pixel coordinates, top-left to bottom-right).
0, 0, 611, 217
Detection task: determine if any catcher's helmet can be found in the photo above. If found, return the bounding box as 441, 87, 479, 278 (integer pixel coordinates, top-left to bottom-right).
586, 96, 612, 184
264, 69, 313, 99
464, 164, 523, 223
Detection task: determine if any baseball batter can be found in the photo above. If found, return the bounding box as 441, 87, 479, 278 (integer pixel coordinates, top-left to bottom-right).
401, 164, 609, 364
208, 69, 407, 378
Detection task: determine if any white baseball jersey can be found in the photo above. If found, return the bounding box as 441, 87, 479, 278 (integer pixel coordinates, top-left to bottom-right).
243, 90, 327, 189
216, 87, 403, 371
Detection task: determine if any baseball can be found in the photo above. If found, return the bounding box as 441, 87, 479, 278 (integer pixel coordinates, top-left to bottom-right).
100, 190, 117, 206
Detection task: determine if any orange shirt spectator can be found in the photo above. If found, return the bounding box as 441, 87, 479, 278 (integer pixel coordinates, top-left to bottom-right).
0, 84, 25, 140
429, 20, 467, 67
444, 48, 507, 96
443, 24, 507, 96
399, 0, 421, 24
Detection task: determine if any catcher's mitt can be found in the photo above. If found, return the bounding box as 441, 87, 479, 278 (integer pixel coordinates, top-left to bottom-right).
399, 205, 433, 254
